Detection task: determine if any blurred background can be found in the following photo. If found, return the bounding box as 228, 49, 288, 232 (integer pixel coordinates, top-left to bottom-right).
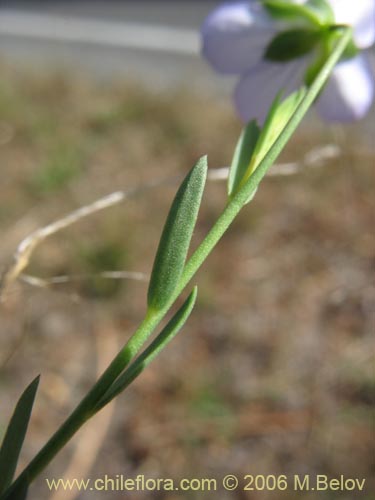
0, 2, 374, 499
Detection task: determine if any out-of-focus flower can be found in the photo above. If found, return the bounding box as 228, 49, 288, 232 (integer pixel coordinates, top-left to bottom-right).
202, 0, 375, 123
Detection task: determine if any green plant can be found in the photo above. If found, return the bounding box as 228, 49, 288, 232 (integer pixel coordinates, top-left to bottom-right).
0, 26, 352, 500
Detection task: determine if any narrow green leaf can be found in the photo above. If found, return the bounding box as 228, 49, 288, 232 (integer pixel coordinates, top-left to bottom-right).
2, 482, 29, 500
265, 28, 322, 62
147, 157, 207, 311
258, 88, 306, 155
228, 120, 260, 198
232, 87, 306, 199
250, 88, 306, 177
0, 376, 40, 495
227, 89, 306, 201
96, 287, 198, 409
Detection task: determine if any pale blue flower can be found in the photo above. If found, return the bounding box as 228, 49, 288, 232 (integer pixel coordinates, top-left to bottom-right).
202, 0, 375, 123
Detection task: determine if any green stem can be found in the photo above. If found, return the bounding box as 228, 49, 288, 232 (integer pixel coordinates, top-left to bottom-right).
174, 26, 352, 301
1, 311, 163, 499
97, 26, 352, 412
1, 26, 351, 500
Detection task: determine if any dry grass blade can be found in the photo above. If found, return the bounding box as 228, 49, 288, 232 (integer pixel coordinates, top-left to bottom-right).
0, 144, 339, 302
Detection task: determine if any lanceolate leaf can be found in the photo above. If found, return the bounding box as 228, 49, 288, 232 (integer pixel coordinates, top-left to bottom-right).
245, 88, 306, 184
230, 88, 306, 200
0, 376, 40, 495
256, 88, 306, 160
147, 157, 207, 311
228, 121, 260, 198
96, 287, 198, 409
2, 481, 29, 500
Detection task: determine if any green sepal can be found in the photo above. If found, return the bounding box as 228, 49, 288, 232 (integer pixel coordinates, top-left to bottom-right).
96, 287, 198, 409
265, 28, 322, 62
263, 0, 322, 26
228, 121, 260, 198
0, 376, 40, 495
147, 157, 207, 311
263, 0, 334, 25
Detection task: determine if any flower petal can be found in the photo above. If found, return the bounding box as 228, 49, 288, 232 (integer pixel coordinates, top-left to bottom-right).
315, 54, 374, 122
201, 1, 277, 74
330, 0, 375, 48
234, 58, 309, 123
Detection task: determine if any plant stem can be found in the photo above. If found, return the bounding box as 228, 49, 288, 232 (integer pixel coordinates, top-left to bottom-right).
1, 26, 351, 500
96, 26, 352, 413
174, 26, 352, 301
1, 311, 163, 499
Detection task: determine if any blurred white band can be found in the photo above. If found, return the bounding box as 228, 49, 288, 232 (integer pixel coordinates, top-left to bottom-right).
0, 10, 199, 55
